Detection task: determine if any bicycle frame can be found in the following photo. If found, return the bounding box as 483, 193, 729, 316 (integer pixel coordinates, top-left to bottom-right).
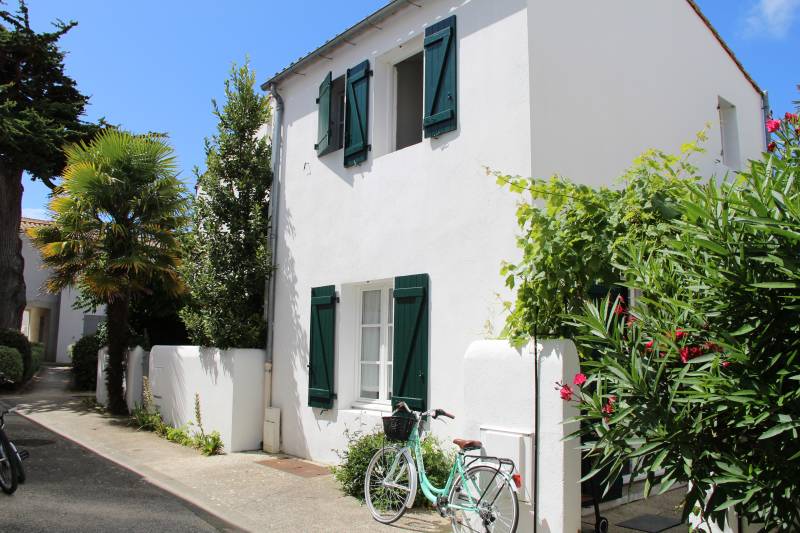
384, 415, 514, 514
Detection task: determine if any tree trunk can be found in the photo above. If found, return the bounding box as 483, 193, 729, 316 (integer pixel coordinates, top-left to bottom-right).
105, 295, 130, 415
0, 167, 26, 331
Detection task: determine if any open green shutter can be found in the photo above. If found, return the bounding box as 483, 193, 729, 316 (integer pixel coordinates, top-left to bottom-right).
423, 15, 457, 138
392, 274, 429, 411
309, 285, 336, 408
315, 72, 333, 156
344, 60, 370, 167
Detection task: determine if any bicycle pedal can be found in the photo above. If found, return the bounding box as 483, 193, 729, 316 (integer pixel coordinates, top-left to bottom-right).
18, 450, 29, 460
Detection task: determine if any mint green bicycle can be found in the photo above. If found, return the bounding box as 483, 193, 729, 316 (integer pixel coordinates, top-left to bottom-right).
364, 402, 520, 532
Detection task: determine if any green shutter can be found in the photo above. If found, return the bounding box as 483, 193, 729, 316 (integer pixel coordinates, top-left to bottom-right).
309, 285, 336, 408
423, 15, 457, 138
392, 274, 429, 411
316, 72, 333, 156
344, 60, 370, 167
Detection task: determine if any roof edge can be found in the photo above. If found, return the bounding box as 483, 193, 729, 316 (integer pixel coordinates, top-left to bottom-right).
261, 0, 763, 98
260, 0, 413, 90
685, 0, 763, 95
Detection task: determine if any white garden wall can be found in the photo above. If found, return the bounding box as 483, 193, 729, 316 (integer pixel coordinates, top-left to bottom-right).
148, 346, 266, 452
463, 339, 581, 533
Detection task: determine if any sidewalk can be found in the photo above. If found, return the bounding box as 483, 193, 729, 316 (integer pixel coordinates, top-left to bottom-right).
5, 366, 449, 533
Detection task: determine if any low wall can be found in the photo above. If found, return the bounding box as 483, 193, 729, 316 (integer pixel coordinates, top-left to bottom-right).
96, 346, 147, 412
148, 346, 266, 452
463, 338, 581, 533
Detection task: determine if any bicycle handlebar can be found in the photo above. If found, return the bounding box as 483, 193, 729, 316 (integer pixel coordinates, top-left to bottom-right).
393, 402, 455, 420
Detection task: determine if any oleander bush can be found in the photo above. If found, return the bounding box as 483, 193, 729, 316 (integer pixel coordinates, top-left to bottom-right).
0, 328, 32, 382
332, 427, 453, 507
70, 334, 101, 390
0, 346, 24, 384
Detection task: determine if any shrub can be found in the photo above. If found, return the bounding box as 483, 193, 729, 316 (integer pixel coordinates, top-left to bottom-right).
493, 135, 704, 342
0, 328, 32, 381
563, 110, 800, 530
332, 428, 453, 506
194, 431, 223, 456
165, 424, 193, 446
70, 334, 101, 390
26, 342, 44, 381
0, 346, 24, 384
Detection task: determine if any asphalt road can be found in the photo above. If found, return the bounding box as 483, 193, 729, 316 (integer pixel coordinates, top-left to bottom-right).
0, 410, 228, 532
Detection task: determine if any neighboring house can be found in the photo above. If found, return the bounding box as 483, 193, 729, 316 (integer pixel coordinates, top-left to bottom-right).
261, 0, 766, 464
20, 217, 105, 363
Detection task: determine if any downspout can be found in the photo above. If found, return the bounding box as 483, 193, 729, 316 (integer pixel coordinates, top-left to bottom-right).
265, 84, 284, 402
761, 90, 770, 150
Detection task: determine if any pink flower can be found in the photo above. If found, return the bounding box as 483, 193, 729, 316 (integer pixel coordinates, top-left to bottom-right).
785, 112, 798, 122
722, 360, 731, 368
613, 302, 626, 316
675, 328, 686, 341
602, 402, 614, 416
626, 315, 637, 326
767, 119, 781, 133
680, 346, 690, 364
768, 142, 777, 153
559, 384, 573, 401
609, 395, 617, 404
573, 373, 587, 386
645, 340, 654, 351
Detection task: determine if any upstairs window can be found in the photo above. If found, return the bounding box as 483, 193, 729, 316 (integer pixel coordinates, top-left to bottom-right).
394, 52, 423, 151
718, 97, 741, 170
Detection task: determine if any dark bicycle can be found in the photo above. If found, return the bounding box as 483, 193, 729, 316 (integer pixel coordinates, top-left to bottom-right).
0, 405, 29, 495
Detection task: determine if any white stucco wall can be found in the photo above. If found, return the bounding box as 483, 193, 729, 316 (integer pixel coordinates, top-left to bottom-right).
148, 346, 266, 452
270, 0, 532, 463
268, 0, 765, 464
528, 0, 765, 188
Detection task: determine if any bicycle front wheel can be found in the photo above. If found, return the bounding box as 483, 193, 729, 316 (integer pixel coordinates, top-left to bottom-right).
364, 446, 416, 524
0, 429, 18, 495
449, 465, 518, 533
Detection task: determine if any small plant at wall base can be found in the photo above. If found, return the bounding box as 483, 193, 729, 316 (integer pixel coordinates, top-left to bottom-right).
493, 131, 705, 344
558, 109, 800, 531
131, 379, 223, 456
332, 428, 452, 507
180, 60, 272, 349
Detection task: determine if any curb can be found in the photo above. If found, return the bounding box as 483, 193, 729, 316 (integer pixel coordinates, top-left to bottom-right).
15, 410, 256, 533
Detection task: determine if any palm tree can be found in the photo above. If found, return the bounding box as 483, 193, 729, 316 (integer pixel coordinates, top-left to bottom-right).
29, 130, 187, 414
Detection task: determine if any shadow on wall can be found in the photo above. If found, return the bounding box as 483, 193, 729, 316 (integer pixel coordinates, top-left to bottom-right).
276, 206, 310, 459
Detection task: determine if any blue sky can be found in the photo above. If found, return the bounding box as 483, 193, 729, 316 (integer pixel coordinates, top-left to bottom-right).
20, 0, 800, 219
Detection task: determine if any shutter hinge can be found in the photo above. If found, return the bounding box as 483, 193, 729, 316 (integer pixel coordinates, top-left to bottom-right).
316, 97, 320, 104
367, 144, 372, 152
314, 143, 319, 150
368, 70, 374, 77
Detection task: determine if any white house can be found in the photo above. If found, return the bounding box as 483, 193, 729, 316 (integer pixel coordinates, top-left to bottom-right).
260, 0, 766, 466
20, 217, 105, 363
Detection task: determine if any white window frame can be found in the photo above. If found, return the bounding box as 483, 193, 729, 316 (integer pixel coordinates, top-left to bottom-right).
354, 282, 394, 407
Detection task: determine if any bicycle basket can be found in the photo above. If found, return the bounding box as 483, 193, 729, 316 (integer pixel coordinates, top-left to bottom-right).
382, 416, 415, 442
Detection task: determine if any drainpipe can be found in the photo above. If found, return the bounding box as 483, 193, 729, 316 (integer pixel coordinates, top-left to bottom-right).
762, 90, 770, 150
265, 83, 284, 391
260, 84, 284, 454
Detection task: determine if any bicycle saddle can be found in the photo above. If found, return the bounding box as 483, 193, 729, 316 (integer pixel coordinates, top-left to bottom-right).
452, 439, 482, 451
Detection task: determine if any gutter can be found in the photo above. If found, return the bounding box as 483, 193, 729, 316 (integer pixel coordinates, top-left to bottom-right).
762, 90, 771, 150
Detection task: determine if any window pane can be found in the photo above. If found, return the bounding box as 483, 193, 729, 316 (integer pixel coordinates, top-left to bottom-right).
388, 288, 394, 322
362, 290, 381, 325
361, 363, 379, 399
361, 327, 380, 362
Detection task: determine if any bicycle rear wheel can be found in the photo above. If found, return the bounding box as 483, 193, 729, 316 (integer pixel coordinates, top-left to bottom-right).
364, 446, 416, 524
0, 428, 18, 495
449, 465, 518, 533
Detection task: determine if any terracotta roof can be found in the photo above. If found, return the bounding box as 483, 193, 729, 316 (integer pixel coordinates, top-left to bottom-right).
261, 0, 762, 97
20, 217, 52, 232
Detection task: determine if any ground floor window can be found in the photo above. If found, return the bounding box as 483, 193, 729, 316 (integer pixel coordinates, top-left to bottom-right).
358, 284, 394, 403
